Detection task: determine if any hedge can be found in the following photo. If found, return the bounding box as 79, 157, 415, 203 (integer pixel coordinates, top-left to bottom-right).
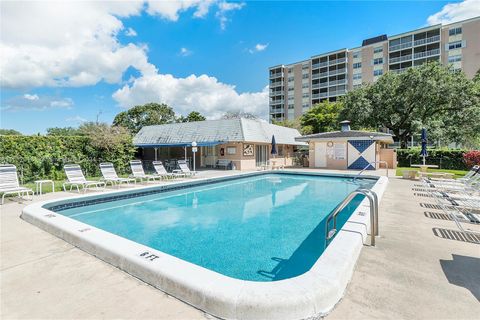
0, 135, 136, 183
396, 148, 469, 170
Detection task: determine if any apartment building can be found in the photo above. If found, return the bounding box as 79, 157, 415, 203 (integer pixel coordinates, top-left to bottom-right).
269, 16, 480, 122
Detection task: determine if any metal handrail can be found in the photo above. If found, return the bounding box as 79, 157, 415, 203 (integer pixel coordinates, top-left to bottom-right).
353, 160, 389, 182
325, 189, 379, 246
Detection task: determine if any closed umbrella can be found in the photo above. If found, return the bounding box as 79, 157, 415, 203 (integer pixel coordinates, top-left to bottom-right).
420, 128, 428, 165
271, 135, 277, 156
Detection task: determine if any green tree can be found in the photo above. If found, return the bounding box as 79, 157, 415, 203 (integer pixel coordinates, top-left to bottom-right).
46, 127, 81, 136
0, 129, 22, 135
300, 101, 344, 134
113, 103, 176, 134
177, 111, 206, 123
342, 62, 480, 148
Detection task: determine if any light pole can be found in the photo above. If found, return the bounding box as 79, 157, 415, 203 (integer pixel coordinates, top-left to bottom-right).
191, 141, 197, 172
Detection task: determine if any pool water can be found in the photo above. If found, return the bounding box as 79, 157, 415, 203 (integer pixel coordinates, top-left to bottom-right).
56, 173, 373, 281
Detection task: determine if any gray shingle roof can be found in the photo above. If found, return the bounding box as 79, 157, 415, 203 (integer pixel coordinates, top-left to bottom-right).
133, 118, 306, 146
295, 130, 393, 142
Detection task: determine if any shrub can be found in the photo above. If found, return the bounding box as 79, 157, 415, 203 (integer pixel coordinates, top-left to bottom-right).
396, 148, 469, 170
0, 135, 136, 183
463, 150, 480, 168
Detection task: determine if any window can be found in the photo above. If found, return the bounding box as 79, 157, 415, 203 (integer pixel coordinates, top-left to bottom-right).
449, 27, 462, 36
302, 93, 309, 98
352, 51, 361, 59
353, 73, 362, 80
353, 84, 362, 89
288, 104, 294, 109
353, 62, 362, 69
302, 103, 310, 109
226, 147, 236, 155
448, 55, 462, 63
448, 41, 463, 50
373, 58, 383, 65
374, 69, 383, 77
288, 68, 293, 74
374, 47, 383, 54
302, 83, 309, 88
288, 76, 294, 82
302, 73, 309, 79
288, 87, 294, 91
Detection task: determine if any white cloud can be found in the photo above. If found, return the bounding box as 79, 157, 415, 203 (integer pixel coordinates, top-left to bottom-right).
66, 115, 88, 123
23, 94, 39, 101
0, 1, 244, 88
249, 43, 269, 53
179, 47, 193, 56
125, 27, 138, 37
2, 94, 74, 112
427, 0, 480, 25
216, 1, 245, 30
112, 73, 269, 119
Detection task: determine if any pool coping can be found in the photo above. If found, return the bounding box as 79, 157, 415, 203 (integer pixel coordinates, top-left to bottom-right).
21, 171, 388, 320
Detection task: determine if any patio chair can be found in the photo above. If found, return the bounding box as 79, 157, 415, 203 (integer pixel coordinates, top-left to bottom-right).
100, 163, 136, 187
63, 164, 106, 193
175, 160, 195, 177
129, 160, 160, 183
152, 161, 185, 179
0, 164, 34, 205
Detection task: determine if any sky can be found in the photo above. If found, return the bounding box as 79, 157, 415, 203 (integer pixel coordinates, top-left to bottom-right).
1, 0, 480, 134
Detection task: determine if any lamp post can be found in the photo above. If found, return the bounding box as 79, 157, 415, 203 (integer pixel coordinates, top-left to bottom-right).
191, 141, 197, 172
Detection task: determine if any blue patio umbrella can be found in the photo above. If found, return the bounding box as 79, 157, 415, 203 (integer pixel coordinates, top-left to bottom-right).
420, 128, 428, 165
271, 135, 278, 156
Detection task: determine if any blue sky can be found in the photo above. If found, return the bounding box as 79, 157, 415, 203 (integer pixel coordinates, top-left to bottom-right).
1, 0, 477, 134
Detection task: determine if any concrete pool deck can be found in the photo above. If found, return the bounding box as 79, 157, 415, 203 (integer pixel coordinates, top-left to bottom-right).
1, 169, 479, 319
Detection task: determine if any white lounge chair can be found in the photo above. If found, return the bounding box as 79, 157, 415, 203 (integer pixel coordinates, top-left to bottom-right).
175, 160, 195, 177
129, 160, 159, 183
152, 161, 184, 179
100, 163, 136, 187
0, 164, 34, 205
63, 164, 106, 193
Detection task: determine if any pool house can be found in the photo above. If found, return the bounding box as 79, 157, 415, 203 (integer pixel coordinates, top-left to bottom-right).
296, 121, 396, 170
133, 118, 306, 171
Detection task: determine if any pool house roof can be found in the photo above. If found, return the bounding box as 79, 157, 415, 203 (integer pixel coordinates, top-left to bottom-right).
133, 118, 307, 147
296, 130, 394, 143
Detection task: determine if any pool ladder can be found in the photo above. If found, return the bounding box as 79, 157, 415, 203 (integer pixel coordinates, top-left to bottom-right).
325, 189, 379, 246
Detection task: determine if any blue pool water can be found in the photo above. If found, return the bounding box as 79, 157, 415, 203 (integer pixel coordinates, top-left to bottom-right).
54, 173, 374, 281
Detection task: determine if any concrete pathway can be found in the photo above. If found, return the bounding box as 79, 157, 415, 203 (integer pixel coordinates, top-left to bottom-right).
1, 171, 479, 319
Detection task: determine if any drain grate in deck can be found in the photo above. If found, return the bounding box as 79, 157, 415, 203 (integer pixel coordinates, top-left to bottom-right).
414, 192, 435, 198
432, 228, 480, 244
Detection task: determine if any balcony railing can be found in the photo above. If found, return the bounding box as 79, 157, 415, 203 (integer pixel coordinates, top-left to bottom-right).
269, 72, 283, 79
413, 35, 440, 47
312, 61, 328, 69
270, 80, 284, 87
312, 92, 328, 99
390, 68, 409, 74
389, 42, 412, 52
329, 79, 346, 86
413, 48, 440, 59
389, 54, 412, 64
311, 82, 329, 89
329, 68, 346, 76
329, 57, 346, 66
329, 89, 346, 96
269, 90, 284, 97
270, 100, 285, 105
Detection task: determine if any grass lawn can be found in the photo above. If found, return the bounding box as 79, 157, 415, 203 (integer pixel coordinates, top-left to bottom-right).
395, 167, 468, 179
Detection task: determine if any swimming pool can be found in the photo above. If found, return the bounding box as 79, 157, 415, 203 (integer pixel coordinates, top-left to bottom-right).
22, 171, 387, 319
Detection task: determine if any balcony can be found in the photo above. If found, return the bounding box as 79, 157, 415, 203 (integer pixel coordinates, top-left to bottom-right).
312, 61, 328, 69
269, 81, 284, 88
312, 92, 328, 99
329, 89, 346, 96
269, 90, 284, 97
269, 72, 283, 79
390, 68, 409, 74
329, 57, 346, 66
329, 68, 346, 76
329, 79, 346, 86
389, 42, 412, 52
413, 35, 440, 47
311, 82, 328, 89
413, 48, 440, 59
389, 54, 412, 64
